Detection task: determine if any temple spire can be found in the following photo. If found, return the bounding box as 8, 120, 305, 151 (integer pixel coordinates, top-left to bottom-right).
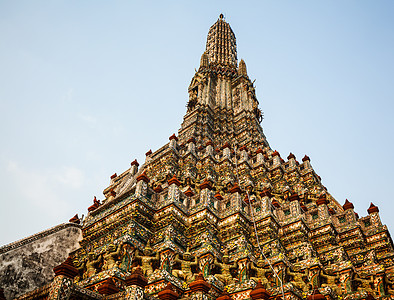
205, 14, 237, 68
238, 59, 248, 77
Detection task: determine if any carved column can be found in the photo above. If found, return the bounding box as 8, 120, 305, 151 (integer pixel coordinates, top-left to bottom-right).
130, 159, 139, 176
289, 193, 301, 216
256, 148, 264, 164
48, 256, 78, 300
169, 134, 178, 150
260, 188, 272, 214
222, 143, 231, 160
167, 175, 181, 202
187, 137, 196, 155
316, 194, 329, 219
199, 178, 213, 207
206, 140, 214, 156
368, 203, 382, 227
343, 199, 357, 223
189, 273, 211, 300
287, 153, 296, 168
272, 151, 281, 167
239, 146, 249, 163
230, 182, 242, 211
136, 171, 149, 197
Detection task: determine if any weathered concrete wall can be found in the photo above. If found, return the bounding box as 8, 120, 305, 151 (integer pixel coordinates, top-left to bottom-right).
0, 223, 82, 299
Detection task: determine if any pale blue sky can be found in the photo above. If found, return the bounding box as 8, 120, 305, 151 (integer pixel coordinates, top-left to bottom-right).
1, 1, 393, 246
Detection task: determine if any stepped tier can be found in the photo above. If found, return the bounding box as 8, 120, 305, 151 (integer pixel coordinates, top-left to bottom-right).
11, 15, 394, 300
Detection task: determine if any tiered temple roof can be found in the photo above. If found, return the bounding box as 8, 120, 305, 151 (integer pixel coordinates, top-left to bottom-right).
8, 15, 394, 300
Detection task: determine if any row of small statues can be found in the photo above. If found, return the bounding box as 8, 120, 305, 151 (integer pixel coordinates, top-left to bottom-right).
73, 242, 394, 296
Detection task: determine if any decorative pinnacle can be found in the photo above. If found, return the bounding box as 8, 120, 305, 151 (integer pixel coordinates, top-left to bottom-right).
205, 15, 237, 67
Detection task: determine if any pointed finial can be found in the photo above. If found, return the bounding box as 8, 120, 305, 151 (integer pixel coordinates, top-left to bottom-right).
238, 59, 247, 76
219, 13, 224, 20
200, 51, 209, 68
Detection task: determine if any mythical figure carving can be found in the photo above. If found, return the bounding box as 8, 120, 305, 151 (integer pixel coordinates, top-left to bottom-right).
286, 267, 307, 291
354, 273, 374, 294
172, 247, 198, 283
102, 243, 122, 270
84, 252, 102, 279
134, 241, 160, 277
213, 251, 237, 285
250, 256, 271, 288
320, 268, 340, 294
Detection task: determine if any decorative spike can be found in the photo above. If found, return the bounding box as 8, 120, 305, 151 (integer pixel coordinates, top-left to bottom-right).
169, 133, 178, 141
343, 199, 354, 210
287, 152, 296, 160
200, 52, 209, 68
130, 159, 139, 167
168, 174, 181, 186
238, 59, 247, 76
368, 202, 379, 214
136, 171, 150, 183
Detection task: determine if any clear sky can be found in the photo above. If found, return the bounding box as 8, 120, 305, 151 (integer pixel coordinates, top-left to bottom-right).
0, 1, 393, 246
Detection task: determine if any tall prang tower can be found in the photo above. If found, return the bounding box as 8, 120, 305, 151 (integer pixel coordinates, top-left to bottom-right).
6, 14, 394, 300
179, 14, 267, 150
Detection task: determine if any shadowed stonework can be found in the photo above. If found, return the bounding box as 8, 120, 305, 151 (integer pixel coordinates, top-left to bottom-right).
4, 15, 394, 300
0, 223, 82, 299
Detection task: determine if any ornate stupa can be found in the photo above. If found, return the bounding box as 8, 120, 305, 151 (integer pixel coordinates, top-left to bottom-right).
3, 14, 394, 300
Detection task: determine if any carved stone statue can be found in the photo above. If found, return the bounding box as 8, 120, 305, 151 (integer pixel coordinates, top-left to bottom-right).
102, 243, 122, 271
213, 251, 237, 285
73, 257, 86, 282
172, 247, 198, 283
250, 257, 271, 288
354, 273, 374, 294
286, 267, 307, 291
320, 269, 340, 294
134, 241, 160, 277
84, 252, 102, 279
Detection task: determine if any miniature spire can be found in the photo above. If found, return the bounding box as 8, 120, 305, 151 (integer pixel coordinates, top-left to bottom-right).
200, 51, 209, 68
343, 199, 354, 210
238, 59, 248, 76
205, 14, 237, 67
367, 202, 379, 214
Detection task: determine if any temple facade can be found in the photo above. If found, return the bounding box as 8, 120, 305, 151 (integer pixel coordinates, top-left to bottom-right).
4, 14, 394, 300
